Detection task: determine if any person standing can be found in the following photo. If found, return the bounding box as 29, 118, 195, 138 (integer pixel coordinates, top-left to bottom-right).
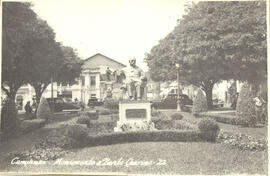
254, 94, 263, 124
25, 101, 32, 114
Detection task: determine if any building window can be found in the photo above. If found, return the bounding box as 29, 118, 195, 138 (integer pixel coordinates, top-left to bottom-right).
91, 94, 96, 98
90, 76, 96, 87
81, 76, 85, 86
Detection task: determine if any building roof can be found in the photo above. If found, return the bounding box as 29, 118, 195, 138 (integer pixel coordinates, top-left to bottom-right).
83, 53, 126, 67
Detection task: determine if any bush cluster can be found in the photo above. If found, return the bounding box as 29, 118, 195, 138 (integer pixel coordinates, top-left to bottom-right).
173, 121, 196, 130
89, 121, 116, 134
1, 98, 21, 139
196, 112, 249, 126
40, 125, 91, 149
217, 130, 266, 151
153, 118, 196, 131
152, 111, 171, 122
98, 109, 111, 115
151, 108, 161, 117
198, 118, 219, 132
36, 98, 52, 121
103, 98, 119, 110
170, 113, 183, 120
76, 115, 90, 126
20, 119, 47, 134
192, 89, 207, 116
236, 83, 256, 126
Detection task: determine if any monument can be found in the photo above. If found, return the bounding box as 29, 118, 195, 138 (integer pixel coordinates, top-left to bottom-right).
114, 58, 153, 132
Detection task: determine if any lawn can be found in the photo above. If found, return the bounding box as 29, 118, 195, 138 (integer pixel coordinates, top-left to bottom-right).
6, 142, 267, 175
1, 109, 267, 175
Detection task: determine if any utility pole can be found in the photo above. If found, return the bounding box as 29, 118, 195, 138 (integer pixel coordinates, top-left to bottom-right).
51, 75, 54, 113
175, 62, 181, 112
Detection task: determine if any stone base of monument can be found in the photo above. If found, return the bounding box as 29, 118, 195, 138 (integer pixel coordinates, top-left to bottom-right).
114, 100, 153, 132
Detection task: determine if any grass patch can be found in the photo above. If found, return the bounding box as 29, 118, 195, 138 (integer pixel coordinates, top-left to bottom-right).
7, 142, 267, 175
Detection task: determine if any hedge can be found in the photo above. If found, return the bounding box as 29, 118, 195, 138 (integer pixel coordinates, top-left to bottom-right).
20, 119, 47, 134
196, 112, 249, 126
84, 130, 217, 147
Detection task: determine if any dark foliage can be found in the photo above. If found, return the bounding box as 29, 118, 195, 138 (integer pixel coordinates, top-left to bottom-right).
171, 113, 183, 120
103, 98, 119, 110
1, 98, 21, 139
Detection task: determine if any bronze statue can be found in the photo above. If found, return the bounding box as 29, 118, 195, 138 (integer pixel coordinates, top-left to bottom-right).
117, 58, 147, 100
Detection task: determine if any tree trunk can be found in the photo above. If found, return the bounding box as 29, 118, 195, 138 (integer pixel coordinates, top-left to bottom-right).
201, 81, 215, 109
205, 88, 213, 109
2, 84, 20, 102
31, 82, 49, 115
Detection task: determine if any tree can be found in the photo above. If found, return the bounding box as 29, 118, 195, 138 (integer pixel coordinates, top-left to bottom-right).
20, 18, 63, 107
28, 43, 82, 107
55, 45, 82, 85
2, 2, 82, 110
2, 2, 38, 101
145, 1, 266, 108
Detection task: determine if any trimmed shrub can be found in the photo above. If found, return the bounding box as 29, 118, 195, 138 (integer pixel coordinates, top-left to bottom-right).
37, 98, 52, 121
151, 108, 160, 117
38, 125, 91, 149
196, 112, 249, 126
171, 113, 183, 120
154, 120, 174, 130
91, 121, 117, 133
76, 116, 90, 126
198, 118, 219, 133
153, 118, 196, 131
236, 83, 256, 126
192, 89, 207, 116
99, 109, 111, 115
20, 119, 46, 134
88, 111, 99, 120
152, 111, 171, 122
104, 98, 119, 110
174, 120, 197, 130
1, 98, 21, 139
85, 130, 217, 147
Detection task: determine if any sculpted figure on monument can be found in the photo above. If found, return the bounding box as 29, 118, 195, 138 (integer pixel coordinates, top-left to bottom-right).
117, 58, 147, 100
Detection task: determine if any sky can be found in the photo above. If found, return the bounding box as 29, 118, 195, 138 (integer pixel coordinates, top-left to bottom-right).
30, 0, 190, 71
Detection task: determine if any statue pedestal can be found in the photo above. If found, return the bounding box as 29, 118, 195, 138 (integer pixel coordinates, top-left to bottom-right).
114, 100, 152, 132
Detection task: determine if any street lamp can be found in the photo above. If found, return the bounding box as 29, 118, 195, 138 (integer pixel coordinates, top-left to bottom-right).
175, 63, 181, 111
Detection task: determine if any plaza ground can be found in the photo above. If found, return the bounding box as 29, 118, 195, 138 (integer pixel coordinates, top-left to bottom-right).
0, 109, 267, 175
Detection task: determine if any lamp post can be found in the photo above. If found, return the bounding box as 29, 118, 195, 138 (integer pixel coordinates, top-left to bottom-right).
175, 63, 181, 111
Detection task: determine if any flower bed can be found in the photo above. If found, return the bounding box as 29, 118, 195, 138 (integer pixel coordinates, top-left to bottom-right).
217, 130, 267, 151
